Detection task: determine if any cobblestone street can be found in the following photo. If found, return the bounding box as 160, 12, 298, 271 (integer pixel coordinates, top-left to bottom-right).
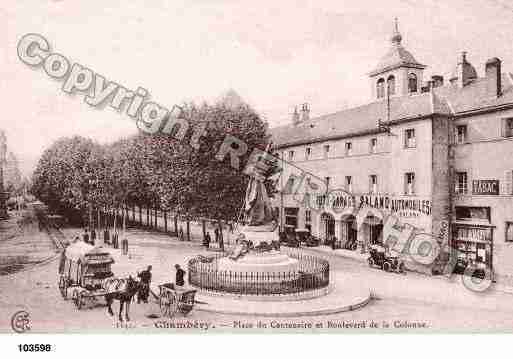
2, 213, 513, 333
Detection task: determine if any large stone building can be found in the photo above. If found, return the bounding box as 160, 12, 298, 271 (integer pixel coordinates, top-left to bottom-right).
270, 22, 513, 283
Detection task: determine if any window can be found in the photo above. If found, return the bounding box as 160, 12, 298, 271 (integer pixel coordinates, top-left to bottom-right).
305, 147, 311, 160
288, 150, 294, 161
455, 172, 468, 194
370, 138, 377, 153
369, 175, 378, 194
408, 73, 418, 93
345, 142, 352, 156
323, 145, 330, 158
305, 209, 312, 223
325, 177, 331, 188
387, 75, 396, 96
455, 206, 490, 222
376, 78, 385, 98
345, 176, 352, 193
455, 125, 467, 144
405, 172, 415, 195
506, 222, 513, 242
404, 129, 416, 148
502, 118, 513, 138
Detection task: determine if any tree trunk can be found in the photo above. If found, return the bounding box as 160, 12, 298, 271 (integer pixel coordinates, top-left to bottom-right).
164, 211, 168, 232
139, 206, 142, 226
132, 206, 135, 223
113, 208, 117, 233
174, 215, 178, 234
122, 203, 126, 235
146, 207, 150, 227
154, 207, 158, 229
218, 220, 224, 251
186, 220, 191, 241
202, 219, 206, 238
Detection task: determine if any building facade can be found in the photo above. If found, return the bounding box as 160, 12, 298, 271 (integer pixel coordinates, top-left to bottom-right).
270, 22, 513, 283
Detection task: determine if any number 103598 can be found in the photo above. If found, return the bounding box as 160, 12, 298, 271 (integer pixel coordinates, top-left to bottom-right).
18, 344, 53, 352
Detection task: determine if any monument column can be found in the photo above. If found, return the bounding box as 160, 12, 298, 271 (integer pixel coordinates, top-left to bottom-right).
0, 130, 8, 219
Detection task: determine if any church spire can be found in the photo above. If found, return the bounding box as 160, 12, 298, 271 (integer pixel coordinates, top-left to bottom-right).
391, 17, 402, 46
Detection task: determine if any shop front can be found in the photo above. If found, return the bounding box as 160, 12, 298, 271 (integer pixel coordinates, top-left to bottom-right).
452, 206, 494, 279
320, 212, 335, 244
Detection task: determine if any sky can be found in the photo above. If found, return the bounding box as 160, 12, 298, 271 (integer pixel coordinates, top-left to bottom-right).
2, 0, 513, 176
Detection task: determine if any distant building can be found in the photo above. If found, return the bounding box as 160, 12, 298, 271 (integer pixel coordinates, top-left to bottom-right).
270, 20, 513, 284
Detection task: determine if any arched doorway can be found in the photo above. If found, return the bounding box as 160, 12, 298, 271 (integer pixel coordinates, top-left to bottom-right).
320, 213, 335, 245
340, 214, 358, 250
362, 215, 383, 247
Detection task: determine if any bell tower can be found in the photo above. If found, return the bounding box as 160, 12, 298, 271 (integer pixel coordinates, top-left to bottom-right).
369, 19, 427, 100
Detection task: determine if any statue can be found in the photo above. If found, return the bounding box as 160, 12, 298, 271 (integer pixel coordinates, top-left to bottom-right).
234, 143, 281, 253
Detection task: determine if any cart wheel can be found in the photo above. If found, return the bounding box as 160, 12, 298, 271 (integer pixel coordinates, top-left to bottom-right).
398, 262, 405, 273
59, 277, 67, 299
73, 290, 84, 310
367, 258, 374, 267
383, 262, 391, 272
160, 291, 178, 317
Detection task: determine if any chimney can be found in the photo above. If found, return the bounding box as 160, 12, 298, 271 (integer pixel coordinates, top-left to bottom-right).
485, 57, 502, 98
300, 103, 310, 122
292, 106, 300, 125
431, 75, 444, 88
450, 51, 477, 88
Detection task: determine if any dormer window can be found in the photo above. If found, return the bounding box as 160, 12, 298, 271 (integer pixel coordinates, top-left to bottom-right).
408, 73, 418, 93
387, 75, 396, 96
377, 78, 385, 98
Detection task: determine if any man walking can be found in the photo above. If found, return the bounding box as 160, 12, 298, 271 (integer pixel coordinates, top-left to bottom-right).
204, 232, 211, 249
82, 228, 89, 244
137, 265, 152, 304
174, 264, 186, 287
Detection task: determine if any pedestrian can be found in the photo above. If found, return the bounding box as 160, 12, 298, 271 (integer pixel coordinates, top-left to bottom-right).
219, 232, 224, 252
331, 235, 338, 250
82, 228, 89, 244
204, 232, 211, 249
179, 226, 184, 241
174, 264, 186, 287
137, 265, 152, 304
214, 227, 219, 243
91, 228, 96, 244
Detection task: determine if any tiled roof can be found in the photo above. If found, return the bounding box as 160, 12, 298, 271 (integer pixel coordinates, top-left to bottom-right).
270, 73, 513, 148
369, 45, 426, 76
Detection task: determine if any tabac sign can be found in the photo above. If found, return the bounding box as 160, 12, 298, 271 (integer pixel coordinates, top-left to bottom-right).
472, 180, 499, 195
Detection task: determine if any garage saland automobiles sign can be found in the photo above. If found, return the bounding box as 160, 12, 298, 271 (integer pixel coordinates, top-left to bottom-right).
316, 193, 432, 217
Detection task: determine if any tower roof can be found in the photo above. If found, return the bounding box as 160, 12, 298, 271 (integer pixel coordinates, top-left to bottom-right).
369, 19, 426, 76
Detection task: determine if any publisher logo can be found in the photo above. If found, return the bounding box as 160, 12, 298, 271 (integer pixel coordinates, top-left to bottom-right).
11, 310, 31, 333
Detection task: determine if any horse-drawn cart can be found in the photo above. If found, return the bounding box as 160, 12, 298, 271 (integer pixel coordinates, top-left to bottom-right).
58, 240, 115, 309
157, 283, 196, 318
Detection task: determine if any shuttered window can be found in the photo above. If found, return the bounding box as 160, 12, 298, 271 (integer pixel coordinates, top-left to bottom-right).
503, 170, 513, 195
506, 222, 513, 242
502, 118, 513, 138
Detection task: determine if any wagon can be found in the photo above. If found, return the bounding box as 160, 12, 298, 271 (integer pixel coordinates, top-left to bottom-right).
58, 240, 115, 309
157, 283, 196, 318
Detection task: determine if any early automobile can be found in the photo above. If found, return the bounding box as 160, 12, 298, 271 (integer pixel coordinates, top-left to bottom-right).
367, 245, 405, 273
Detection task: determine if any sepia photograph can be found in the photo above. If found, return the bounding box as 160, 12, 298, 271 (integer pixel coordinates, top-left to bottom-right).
1, 1, 513, 353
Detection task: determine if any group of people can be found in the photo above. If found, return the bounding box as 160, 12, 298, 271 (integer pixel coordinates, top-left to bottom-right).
202, 227, 224, 250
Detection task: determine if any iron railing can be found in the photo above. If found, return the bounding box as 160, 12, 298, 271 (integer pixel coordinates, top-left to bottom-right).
187, 251, 329, 296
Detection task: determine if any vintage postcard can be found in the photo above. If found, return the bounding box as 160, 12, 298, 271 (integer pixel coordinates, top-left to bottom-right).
2, 0, 513, 342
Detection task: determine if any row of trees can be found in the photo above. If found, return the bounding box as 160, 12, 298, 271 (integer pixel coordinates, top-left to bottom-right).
31, 99, 271, 239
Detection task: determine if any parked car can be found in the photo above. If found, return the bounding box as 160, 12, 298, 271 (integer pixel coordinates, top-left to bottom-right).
305, 234, 321, 247
368, 245, 405, 273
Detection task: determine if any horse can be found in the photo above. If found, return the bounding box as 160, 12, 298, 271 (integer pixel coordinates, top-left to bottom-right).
104, 276, 140, 322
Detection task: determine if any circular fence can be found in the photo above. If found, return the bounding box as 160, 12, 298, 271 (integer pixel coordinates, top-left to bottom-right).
187, 251, 329, 296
